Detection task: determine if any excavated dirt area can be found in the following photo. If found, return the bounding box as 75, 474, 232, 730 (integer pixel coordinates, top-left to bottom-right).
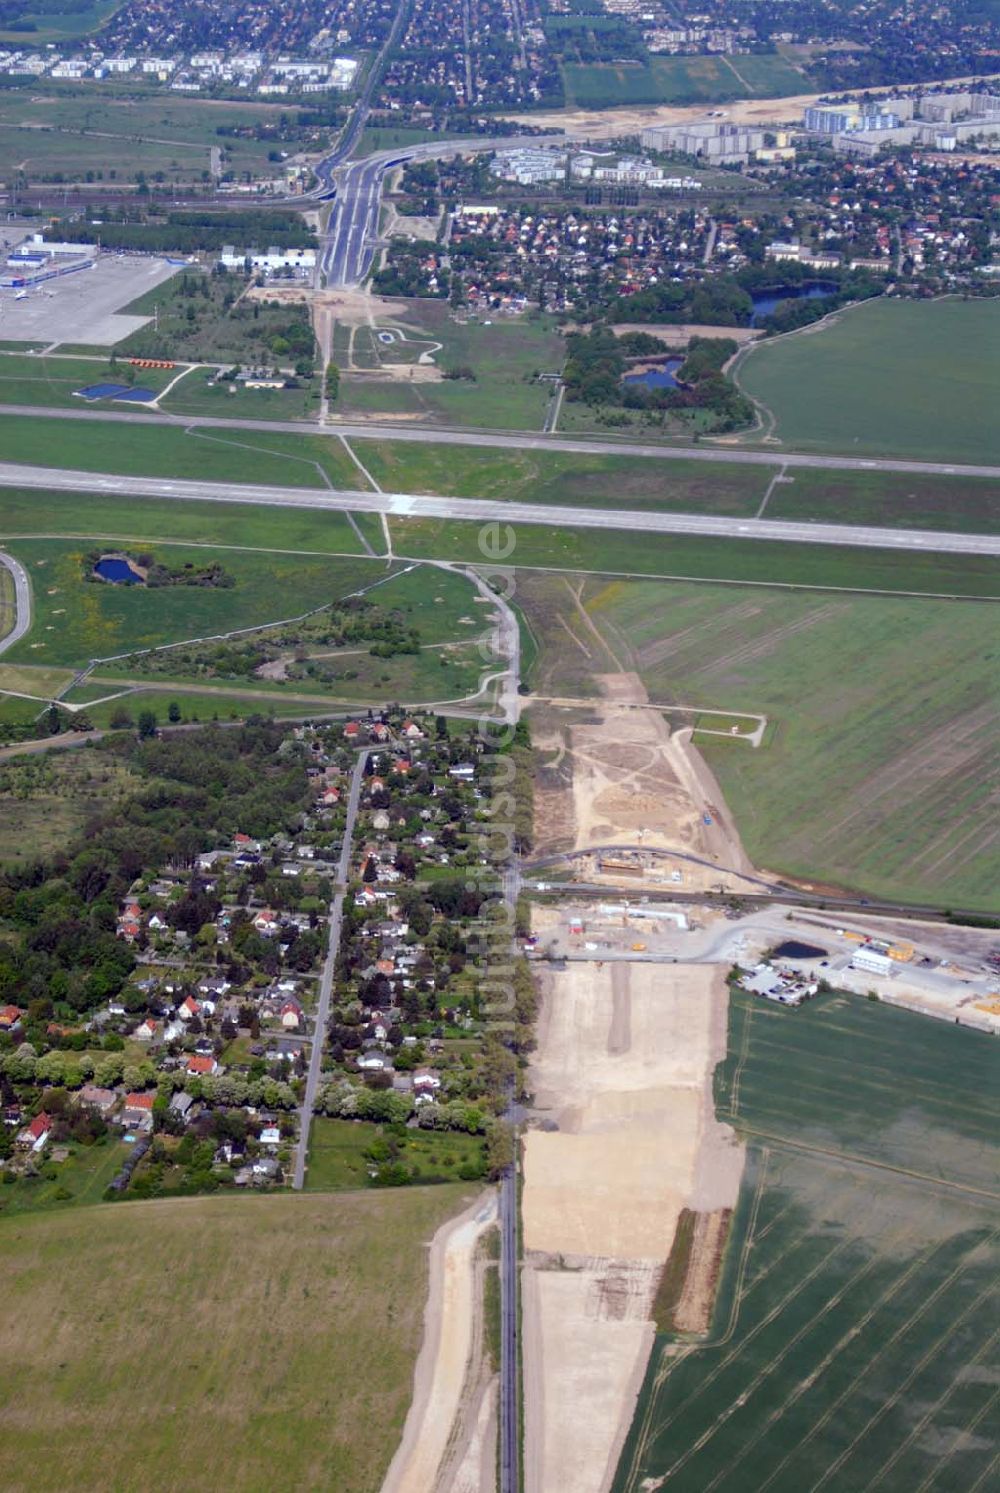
521, 961, 744, 1493
532, 673, 758, 889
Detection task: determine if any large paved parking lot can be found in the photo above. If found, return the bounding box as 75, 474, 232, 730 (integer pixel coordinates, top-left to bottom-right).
0, 255, 181, 346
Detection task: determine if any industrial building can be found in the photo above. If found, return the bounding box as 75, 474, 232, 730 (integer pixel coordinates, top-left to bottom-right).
851, 947, 895, 978
0, 233, 97, 289
218, 245, 316, 276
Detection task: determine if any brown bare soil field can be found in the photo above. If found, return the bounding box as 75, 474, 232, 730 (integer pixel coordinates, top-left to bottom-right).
521, 960, 744, 1493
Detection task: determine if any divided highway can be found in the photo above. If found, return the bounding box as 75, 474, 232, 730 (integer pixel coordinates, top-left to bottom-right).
1, 460, 998, 558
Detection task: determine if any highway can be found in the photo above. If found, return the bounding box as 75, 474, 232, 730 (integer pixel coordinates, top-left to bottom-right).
2, 459, 998, 558
2, 402, 999, 482
291, 749, 366, 1190
315, 132, 569, 287
0, 549, 30, 657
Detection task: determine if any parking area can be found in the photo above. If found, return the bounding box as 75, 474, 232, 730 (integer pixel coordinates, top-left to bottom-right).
0, 255, 182, 345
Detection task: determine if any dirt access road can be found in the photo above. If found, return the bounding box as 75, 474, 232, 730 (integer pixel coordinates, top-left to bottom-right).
382, 1191, 497, 1493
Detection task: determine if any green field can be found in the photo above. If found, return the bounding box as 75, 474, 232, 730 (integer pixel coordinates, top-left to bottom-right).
563, 51, 804, 109
1, 541, 382, 667
766, 467, 1000, 535
0, 559, 13, 644
391, 516, 1000, 600
520, 574, 1000, 909
85, 561, 491, 707
0, 1188, 472, 1492
0, 0, 121, 44
306, 1118, 487, 1190
0, 85, 291, 182
615, 991, 1000, 1492
736, 297, 1000, 465
356, 441, 768, 515
0, 353, 180, 410
0, 414, 369, 489
337, 302, 565, 430
0, 484, 370, 553
161, 369, 318, 422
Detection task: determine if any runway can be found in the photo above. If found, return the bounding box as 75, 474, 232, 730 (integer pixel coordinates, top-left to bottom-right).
1, 403, 998, 482
1, 459, 997, 557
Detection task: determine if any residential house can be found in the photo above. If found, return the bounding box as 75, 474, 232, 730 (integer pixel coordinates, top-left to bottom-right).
18, 1111, 53, 1151
134, 1017, 159, 1041
78, 1085, 117, 1116
280, 1000, 303, 1030
254, 909, 279, 937
401, 720, 425, 739
169, 1091, 196, 1121
122, 1092, 156, 1131
357, 1051, 389, 1071
259, 1124, 281, 1147
413, 1068, 442, 1093
178, 995, 200, 1023
186, 1054, 219, 1077
0, 1004, 24, 1031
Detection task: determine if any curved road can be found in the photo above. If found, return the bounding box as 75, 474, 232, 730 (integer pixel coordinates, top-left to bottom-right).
1, 460, 997, 558
0, 549, 30, 657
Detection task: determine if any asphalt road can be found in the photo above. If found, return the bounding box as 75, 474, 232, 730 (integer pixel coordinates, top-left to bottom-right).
315, 132, 570, 287
291, 749, 367, 1190
3, 460, 998, 558
2, 403, 998, 482
0, 549, 30, 657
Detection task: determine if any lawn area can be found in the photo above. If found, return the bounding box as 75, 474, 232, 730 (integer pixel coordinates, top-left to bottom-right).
735, 297, 1000, 464
354, 441, 768, 514
0, 413, 365, 489
337, 302, 565, 430
520, 573, 1000, 909
1, 541, 382, 668
0, 84, 289, 183
306, 1118, 487, 1190
767, 467, 1000, 534
0, 1187, 474, 1493
0, 1136, 133, 1216
614, 991, 1000, 1492
161, 368, 319, 422
0, 485, 369, 554
390, 516, 1000, 599
0, 559, 14, 644
0, 352, 179, 411
562, 51, 803, 109
88, 561, 491, 708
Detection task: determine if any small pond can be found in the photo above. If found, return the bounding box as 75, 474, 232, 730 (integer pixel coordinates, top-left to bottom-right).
623, 357, 684, 390
750, 282, 837, 326
773, 940, 828, 961
94, 556, 144, 585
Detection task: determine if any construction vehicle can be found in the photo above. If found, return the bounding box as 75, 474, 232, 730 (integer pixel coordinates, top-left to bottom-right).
631, 942, 647, 952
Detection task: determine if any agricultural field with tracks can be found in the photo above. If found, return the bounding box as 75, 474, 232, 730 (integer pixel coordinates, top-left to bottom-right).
517, 574, 1000, 910
614, 990, 1000, 1493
